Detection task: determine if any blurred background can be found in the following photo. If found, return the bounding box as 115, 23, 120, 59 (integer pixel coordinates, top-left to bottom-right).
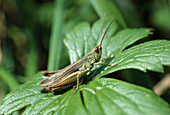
0, 0, 170, 104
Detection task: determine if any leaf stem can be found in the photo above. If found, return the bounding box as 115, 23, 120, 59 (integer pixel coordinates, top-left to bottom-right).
0, 66, 19, 90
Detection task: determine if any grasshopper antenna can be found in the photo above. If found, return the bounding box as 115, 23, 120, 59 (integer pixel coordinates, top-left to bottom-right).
99, 13, 115, 47
99, 11, 106, 46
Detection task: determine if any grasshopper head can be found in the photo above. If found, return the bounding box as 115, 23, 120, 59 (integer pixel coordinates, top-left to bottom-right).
88, 12, 114, 63
91, 45, 102, 61
92, 14, 114, 62
92, 12, 114, 62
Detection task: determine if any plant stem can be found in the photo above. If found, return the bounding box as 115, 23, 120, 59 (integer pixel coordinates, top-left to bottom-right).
48, 0, 65, 71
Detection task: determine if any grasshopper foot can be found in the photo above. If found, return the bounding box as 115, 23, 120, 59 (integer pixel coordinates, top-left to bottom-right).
42, 72, 49, 76
112, 64, 118, 67
41, 88, 48, 93
73, 85, 79, 93
73, 84, 79, 93
74, 88, 79, 93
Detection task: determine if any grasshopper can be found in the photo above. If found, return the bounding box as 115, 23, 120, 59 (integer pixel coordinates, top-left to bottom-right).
39, 12, 116, 93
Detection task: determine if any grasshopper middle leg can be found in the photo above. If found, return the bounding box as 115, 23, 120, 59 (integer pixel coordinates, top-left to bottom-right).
74, 68, 90, 93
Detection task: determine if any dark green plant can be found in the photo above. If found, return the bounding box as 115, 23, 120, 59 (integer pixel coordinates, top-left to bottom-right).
0, 0, 170, 115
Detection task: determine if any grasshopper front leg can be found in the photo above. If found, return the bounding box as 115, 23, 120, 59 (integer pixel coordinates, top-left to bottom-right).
101, 54, 114, 60
94, 62, 117, 68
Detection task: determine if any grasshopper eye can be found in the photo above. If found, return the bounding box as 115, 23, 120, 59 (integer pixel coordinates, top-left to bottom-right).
95, 47, 99, 53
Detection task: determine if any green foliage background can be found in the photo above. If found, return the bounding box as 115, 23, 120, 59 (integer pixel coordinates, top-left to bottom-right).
0, 0, 170, 114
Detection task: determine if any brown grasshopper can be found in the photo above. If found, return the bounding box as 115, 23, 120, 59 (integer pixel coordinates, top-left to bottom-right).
39, 12, 116, 93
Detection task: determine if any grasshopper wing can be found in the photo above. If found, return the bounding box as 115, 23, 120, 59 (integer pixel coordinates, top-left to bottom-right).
39, 70, 63, 87
39, 57, 87, 87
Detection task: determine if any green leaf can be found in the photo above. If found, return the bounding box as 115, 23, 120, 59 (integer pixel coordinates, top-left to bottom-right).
102, 28, 153, 57
83, 78, 170, 115
64, 18, 152, 63
0, 73, 170, 115
95, 40, 170, 79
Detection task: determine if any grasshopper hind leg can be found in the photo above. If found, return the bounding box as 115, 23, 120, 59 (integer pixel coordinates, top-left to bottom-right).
42, 71, 58, 76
